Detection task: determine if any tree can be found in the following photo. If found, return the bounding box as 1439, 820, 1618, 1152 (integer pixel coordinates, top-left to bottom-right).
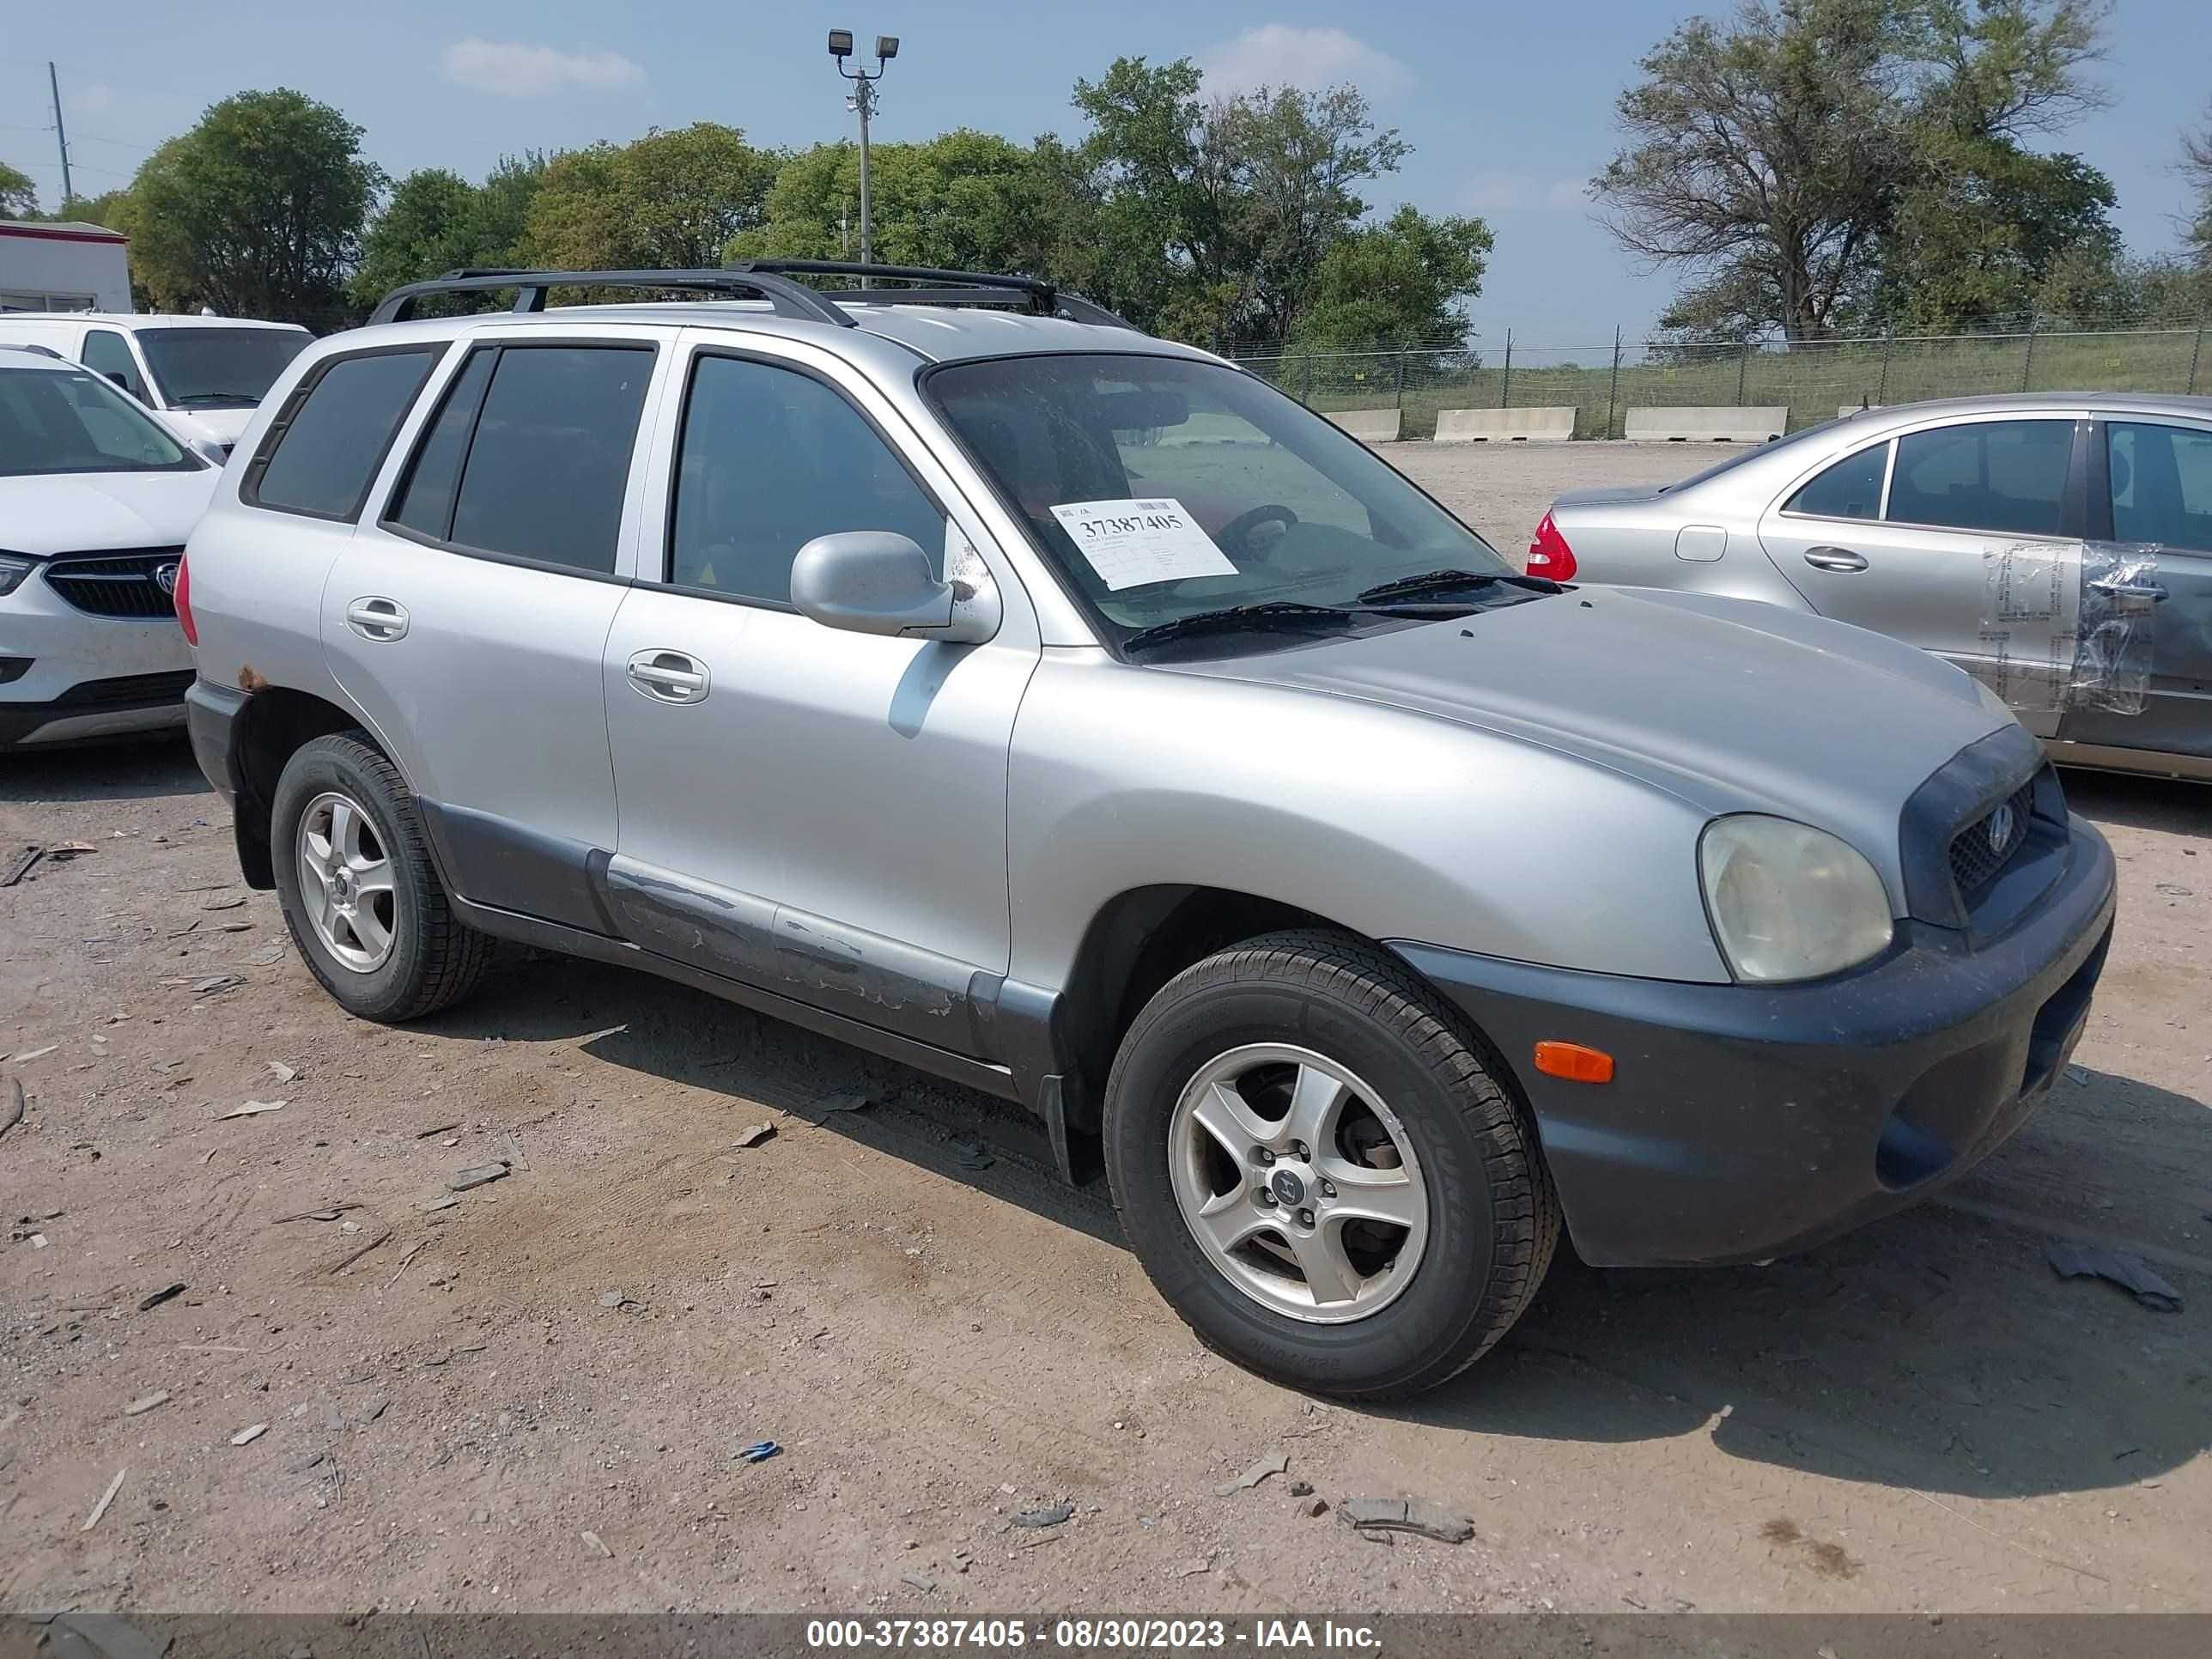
525, 124, 777, 270
350, 154, 548, 309
1875, 140, 2118, 325
1595, 0, 2111, 339
351, 168, 477, 306
2185, 103, 2212, 270
1068, 58, 1413, 343
729, 130, 1066, 273
1595, 1, 1911, 341
1292, 205, 1492, 347
0, 161, 38, 218
1224, 85, 1413, 340
125, 89, 384, 325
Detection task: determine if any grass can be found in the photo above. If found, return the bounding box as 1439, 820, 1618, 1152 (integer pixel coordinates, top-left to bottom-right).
1239, 326, 2211, 441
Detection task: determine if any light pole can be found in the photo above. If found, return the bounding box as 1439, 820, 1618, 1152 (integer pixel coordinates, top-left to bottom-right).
827, 30, 898, 283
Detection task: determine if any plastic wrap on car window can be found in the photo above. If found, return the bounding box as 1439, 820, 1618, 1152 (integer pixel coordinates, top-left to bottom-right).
1972, 540, 2158, 718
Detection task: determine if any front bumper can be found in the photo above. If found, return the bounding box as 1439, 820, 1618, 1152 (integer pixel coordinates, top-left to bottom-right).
2, 571, 192, 749
1392, 814, 2116, 1267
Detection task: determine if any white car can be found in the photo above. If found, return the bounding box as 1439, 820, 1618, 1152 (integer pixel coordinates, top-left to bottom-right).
0, 313, 311, 456
1, 348, 216, 750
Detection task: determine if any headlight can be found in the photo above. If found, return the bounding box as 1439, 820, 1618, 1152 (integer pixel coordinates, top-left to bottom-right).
1698, 815, 1893, 982
0, 553, 36, 597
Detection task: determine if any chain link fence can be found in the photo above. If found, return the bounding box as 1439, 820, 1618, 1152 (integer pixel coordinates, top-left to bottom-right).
1228, 319, 2212, 441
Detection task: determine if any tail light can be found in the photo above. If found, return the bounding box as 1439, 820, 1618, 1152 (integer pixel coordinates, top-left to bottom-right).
1527, 511, 1578, 582
173, 553, 198, 645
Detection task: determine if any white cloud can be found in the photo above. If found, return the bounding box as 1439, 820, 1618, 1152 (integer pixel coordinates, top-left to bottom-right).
440, 39, 647, 98
1461, 172, 1590, 213
1198, 24, 1413, 96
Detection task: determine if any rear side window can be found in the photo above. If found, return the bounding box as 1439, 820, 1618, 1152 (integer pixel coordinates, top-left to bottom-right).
388, 343, 653, 575
1787, 442, 1888, 520
81, 329, 147, 401
1885, 419, 2071, 537
247, 347, 442, 520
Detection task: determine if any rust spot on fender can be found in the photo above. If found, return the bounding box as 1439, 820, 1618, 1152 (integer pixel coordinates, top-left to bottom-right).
236, 663, 270, 694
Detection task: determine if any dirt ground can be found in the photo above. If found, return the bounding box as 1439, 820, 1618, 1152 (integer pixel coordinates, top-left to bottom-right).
3, 443, 2209, 1618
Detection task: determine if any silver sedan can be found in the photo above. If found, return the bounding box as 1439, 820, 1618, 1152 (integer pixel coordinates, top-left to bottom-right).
1530, 392, 2212, 781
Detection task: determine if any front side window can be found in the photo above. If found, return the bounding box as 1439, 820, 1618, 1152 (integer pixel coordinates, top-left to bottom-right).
387, 343, 653, 575
925, 353, 1518, 647
0, 365, 197, 477
1786, 441, 1888, 520
138, 327, 311, 410
80, 329, 147, 401
668, 354, 945, 605
2107, 422, 2212, 553
250, 348, 441, 520
1886, 419, 2071, 537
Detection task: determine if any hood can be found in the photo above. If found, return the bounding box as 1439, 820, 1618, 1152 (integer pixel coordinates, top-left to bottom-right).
0, 469, 220, 556
155, 406, 253, 447
1169, 586, 2014, 890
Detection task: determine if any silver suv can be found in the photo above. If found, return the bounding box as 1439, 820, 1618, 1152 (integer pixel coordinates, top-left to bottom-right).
180, 264, 2117, 1398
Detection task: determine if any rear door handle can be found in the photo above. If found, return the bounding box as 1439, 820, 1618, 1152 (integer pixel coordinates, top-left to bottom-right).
627, 649, 710, 704
345, 597, 409, 641
1803, 546, 1869, 573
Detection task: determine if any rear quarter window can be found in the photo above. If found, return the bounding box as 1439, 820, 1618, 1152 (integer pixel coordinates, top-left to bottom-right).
245, 346, 444, 521
1786, 442, 1889, 520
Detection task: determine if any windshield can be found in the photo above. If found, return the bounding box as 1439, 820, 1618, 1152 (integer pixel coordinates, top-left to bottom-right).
138, 327, 310, 408
0, 365, 199, 477
926, 353, 1517, 647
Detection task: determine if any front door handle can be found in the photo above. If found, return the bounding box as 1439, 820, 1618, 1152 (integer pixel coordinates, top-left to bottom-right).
2088, 580, 2168, 604
1803, 546, 1869, 573
345, 596, 409, 641
627, 649, 709, 704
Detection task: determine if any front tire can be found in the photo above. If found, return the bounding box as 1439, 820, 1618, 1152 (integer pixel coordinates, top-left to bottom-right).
270, 733, 490, 1022
1103, 930, 1559, 1399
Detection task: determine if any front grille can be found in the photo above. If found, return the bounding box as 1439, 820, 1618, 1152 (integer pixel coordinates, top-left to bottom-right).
54, 669, 195, 708
40, 549, 185, 619
1948, 779, 2037, 897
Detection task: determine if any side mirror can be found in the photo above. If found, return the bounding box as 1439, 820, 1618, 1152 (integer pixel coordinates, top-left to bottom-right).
791, 532, 999, 644
191, 438, 229, 467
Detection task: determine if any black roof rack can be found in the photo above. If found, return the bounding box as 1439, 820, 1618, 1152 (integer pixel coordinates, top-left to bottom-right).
369, 261, 1135, 331
367, 267, 856, 327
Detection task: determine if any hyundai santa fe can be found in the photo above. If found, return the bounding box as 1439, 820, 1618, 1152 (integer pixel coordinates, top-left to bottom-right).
177, 264, 2116, 1398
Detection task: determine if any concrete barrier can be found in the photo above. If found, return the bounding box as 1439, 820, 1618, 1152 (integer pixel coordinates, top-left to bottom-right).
1624, 405, 1788, 443
1327, 407, 1402, 443
1433, 406, 1576, 443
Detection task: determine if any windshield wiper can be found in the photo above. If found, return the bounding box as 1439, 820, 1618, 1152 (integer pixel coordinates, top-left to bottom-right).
1119, 601, 1365, 654
1355, 568, 1558, 605
171, 392, 255, 407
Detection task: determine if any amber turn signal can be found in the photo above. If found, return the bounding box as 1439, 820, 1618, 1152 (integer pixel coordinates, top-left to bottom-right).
1533, 1041, 1614, 1084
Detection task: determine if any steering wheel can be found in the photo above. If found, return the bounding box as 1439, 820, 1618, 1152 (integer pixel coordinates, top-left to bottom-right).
1218, 503, 1298, 558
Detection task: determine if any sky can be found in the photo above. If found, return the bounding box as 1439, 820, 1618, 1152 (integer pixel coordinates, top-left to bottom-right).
4, 0, 2206, 344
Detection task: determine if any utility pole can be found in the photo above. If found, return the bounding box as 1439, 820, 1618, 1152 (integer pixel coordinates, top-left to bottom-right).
828, 31, 898, 284
48, 62, 74, 207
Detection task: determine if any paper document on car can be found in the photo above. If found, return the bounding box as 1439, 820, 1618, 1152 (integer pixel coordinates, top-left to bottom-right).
1048, 498, 1237, 592
1974, 540, 2082, 715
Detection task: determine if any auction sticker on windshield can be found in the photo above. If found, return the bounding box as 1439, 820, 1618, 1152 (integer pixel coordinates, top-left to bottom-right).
1049, 498, 1238, 592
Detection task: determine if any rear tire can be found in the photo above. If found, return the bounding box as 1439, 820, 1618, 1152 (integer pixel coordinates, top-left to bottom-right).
1103, 929, 1559, 1399
270, 732, 490, 1022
